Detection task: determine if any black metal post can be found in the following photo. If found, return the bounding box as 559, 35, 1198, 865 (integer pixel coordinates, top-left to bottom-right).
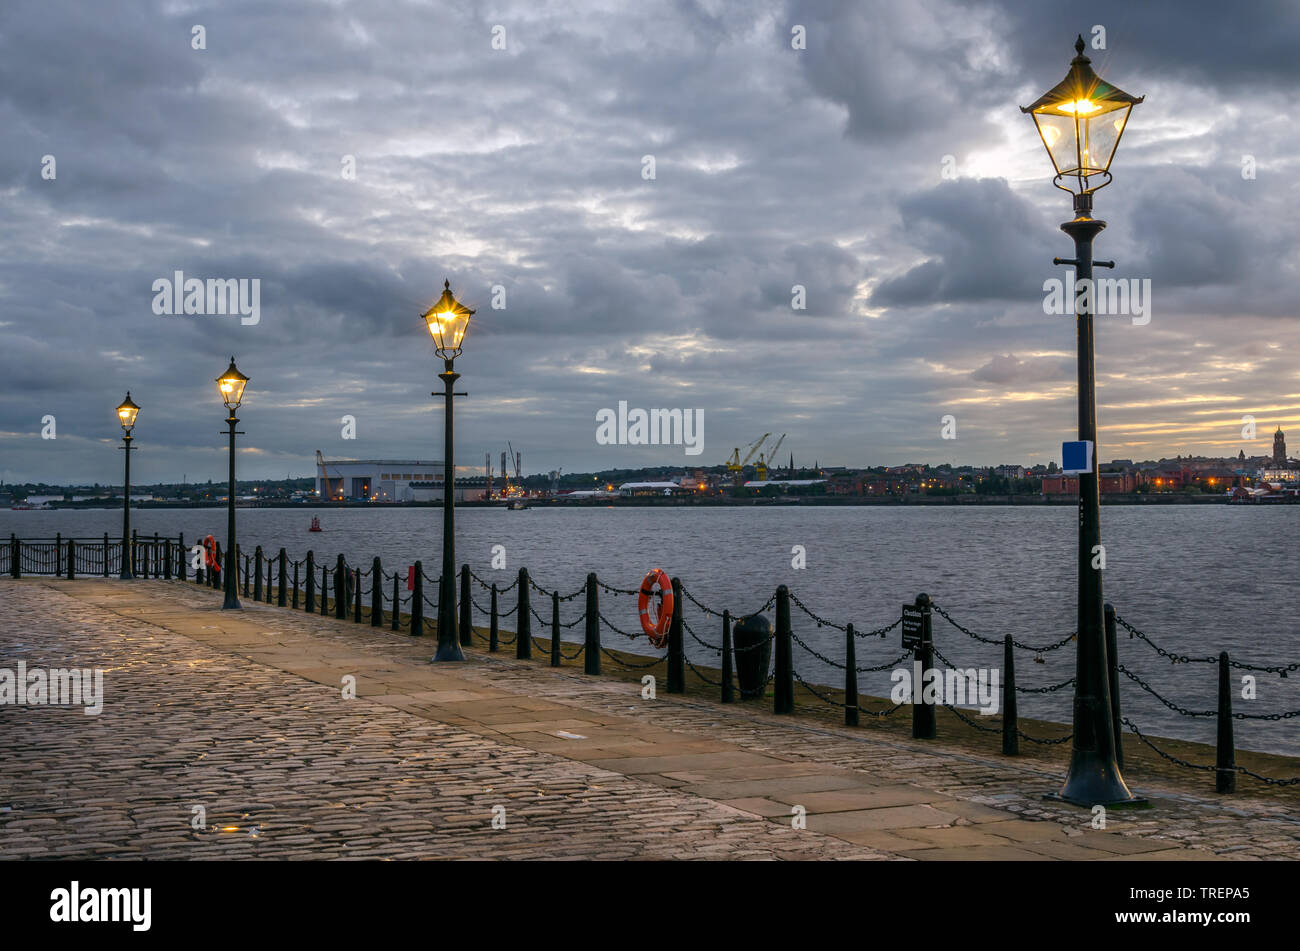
334, 554, 346, 619
913, 593, 936, 739
254, 545, 263, 602
371, 557, 383, 626
119, 433, 133, 579
177, 533, 185, 581
1056, 195, 1133, 805
354, 567, 362, 623
667, 577, 684, 693
391, 572, 400, 631
278, 549, 287, 607
103, 533, 111, 578
489, 583, 499, 652
67, 538, 75, 580
1216, 652, 1236, 794
844, 623, 858, 727
163, 535, 172, 579
516, 568, 531, 659
459, 564, 472, 646
305, 551, 315, 612
1003, 634, 1019, 756
320, 565, 329, 616
9, 536, 16, 579
550, 591, 561, 667
242, 551, 250, 597
410, 560, 424, 635
721, 610, 734, 704
584, 573, 600, 675
153, 532, 160, 577
292, 558, 299, 610
773, 585, 793, 714
222, 414, 241, 609
1104, 603, 1123, 769
434, 360, 465, 662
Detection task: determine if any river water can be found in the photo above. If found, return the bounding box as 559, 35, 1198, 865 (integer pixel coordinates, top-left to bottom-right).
4, 504, 1297, 756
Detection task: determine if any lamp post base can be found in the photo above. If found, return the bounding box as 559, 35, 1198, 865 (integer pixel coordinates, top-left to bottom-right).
431, 643, 465, 663
1048, 748, 1149, 808
1044, 792, 1150, 809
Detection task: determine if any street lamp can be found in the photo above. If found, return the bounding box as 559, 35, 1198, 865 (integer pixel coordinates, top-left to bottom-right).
115, 393, 140, 580
216, 357, 248, 610
1022, 36, 1143, 807
422, 280, 473, 661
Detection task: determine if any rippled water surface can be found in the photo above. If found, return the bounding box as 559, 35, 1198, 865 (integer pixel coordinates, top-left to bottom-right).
5, 504, 1297, 756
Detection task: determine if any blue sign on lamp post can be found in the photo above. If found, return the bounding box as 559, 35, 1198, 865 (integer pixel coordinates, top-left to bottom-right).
1062, 440, 1093, 475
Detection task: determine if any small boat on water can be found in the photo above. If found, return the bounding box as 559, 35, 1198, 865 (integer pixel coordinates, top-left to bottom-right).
506, 500, 528, 510
309, 516, 323, 531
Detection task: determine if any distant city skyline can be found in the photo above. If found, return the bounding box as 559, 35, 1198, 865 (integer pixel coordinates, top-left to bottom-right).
3, 1, 1298, 485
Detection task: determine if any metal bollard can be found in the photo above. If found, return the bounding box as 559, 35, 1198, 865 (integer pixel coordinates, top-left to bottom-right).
305, 551, 316, 612
844, 623, 858, 727
584, 573, 600, 675
67, 539, 76, 580
278, 549, 287, 607
335, 555, 347, 619
391, 572, 400, 631
773, 585, 793, 714
178, 533, 186, 582
667, 577, 685, 693
721, 610, 734, 704
1002, 634, 1019, 756
460, 565, 472, 646
410, 561, 424, 635
516, 568, 531, 659
1216, 651, 1236, 794
1104, 603, 1123, 769
9, 536, 17, 579
912, 593, 936, 739
292, 559, 300, 610
550, 591, 562, 667
371, 558, 383, 627
490, 584, 500, 652
254, 546, 264, 602
320, 566, 329, 616
354, 567, 362, 623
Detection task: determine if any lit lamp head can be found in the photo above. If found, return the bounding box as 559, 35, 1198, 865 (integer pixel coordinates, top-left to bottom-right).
421, 280, 474, 361
116, 392, 140, 434
1021, 35, 1143, 199
216, 357, 249, 412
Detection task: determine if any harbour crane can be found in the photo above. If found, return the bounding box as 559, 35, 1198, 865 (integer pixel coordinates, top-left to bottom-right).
755, 433, 786, 481
725, 433, 769, 486
315, 450, 345, 500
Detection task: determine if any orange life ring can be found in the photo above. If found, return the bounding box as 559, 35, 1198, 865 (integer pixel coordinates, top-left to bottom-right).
203, 535, 217, 569
637, 569, 673, 648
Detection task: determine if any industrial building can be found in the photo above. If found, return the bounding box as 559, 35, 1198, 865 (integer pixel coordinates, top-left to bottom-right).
315, 458, 487, 502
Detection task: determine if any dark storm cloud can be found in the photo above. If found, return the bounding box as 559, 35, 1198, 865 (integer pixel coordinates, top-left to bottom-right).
0, 0, 1297, 486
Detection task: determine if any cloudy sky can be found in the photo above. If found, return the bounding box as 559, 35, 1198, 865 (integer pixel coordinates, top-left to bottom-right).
2, 0, 1298, 485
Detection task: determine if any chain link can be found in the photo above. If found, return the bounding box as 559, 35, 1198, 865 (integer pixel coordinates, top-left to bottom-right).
931, 605, 1075, 653
599, 648, 665, 669
1116, 616, 1297, 676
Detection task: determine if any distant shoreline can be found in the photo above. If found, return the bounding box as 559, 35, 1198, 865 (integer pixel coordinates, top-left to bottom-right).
13, 493, 1286, 511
